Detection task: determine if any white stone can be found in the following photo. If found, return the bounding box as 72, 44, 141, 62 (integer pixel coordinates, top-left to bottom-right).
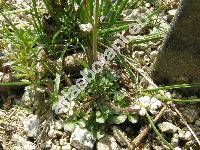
158, 122, 177, 134
177, 128, 185, 140
168, 9, 177, 16
0, 110, 6, 117
171, 133, 179, 147
48, 125, 56, 138
55, 120, 63, 130
174, 147, 182, 150
150, 51, 158, 58
13, 134, 36, 150
184, 131, 192, 141
97, 135, 118, 150
23, 114, 39, 138
45, 140, 52, 149
145, 3, 151, 8
60, 139, 68, 146
61, 144, 71, 150
51, 144, 57, 150
195, 120, 200, 126
70, 125, 96, 150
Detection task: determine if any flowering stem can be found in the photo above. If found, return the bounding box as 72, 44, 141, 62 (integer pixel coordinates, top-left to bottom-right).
91, 0, 99, 67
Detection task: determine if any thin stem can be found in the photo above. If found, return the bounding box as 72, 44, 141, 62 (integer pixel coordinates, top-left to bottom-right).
91, 0, 99, 66
145, 112, 174, 150
0, 81, 31, 86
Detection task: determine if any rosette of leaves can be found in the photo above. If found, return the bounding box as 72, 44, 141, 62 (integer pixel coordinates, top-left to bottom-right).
63, 70, 138, 139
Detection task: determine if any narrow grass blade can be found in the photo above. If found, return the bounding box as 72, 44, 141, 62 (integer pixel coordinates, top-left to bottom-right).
0, 82, 31, 86
146, 112, 174, 149
155, 96, 200, 103
144, 83, 200, 92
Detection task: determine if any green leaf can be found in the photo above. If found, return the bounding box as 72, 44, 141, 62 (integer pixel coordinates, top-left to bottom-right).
96, 111, 108, 124
128, 115, 138, 124
114, 91, 124, 102
96, 129, 105, 140
143, 83, 200, 92
64, 122, 76, 132
111, 114, 127, 124
77, 119, 86, 128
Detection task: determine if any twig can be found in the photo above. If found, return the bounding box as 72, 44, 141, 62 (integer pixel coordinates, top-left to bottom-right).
34, 120, 49, 150
127, 105, 167, 150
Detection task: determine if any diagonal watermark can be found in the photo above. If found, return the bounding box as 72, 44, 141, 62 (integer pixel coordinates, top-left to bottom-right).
55, 17, 151, 115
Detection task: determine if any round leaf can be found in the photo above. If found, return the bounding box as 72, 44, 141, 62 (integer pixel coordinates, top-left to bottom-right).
64, 122, 76, 132
111, 114, 127, 124
96, 129, 105, 140
128, 115, 138, 124
96, 111, 108, 124
77, 119, 86, 128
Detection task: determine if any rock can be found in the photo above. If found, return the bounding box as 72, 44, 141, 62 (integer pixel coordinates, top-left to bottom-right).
153, 146, 163, 150
97, 135, 118, 150
48, 124, 63, 138
178, 128, 192, 141
145, 3, 151, 8
13, 134, 36, 150
182, 109, 198, 123
57, 146, 62, 150
51, 144, 57, 150
167, 9, 177, 16
0, 110, 6, 117
70, 125, 96, 150
150, 50, 158, 59
158, 122, 177, 134
132, 51, 145, 58
184, 131, 192, 141
195, 120, 200, 127
177, 128, 185, 140
60, 139, 68, 146
174, 147, 182, 150
45, 140, 52, 149
54, 130, 64, 138
48, 125, 56, 138
171, 133, 179, 147
55, 120, 63, 131
61, 143, 71, 150
23, 114, 39, 138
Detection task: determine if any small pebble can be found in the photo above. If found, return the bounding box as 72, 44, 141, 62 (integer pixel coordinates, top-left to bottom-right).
195, 120, 200, 127
159, 122, 178, 134
55, 120, 63, 131
62, 144, 71, 150
168, 9, 177, 16
150, 51, 158, 58
171, 133, 179, 147
97, 135, 118, 150
145, 3, 151, 8
184, 131, 192, 141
